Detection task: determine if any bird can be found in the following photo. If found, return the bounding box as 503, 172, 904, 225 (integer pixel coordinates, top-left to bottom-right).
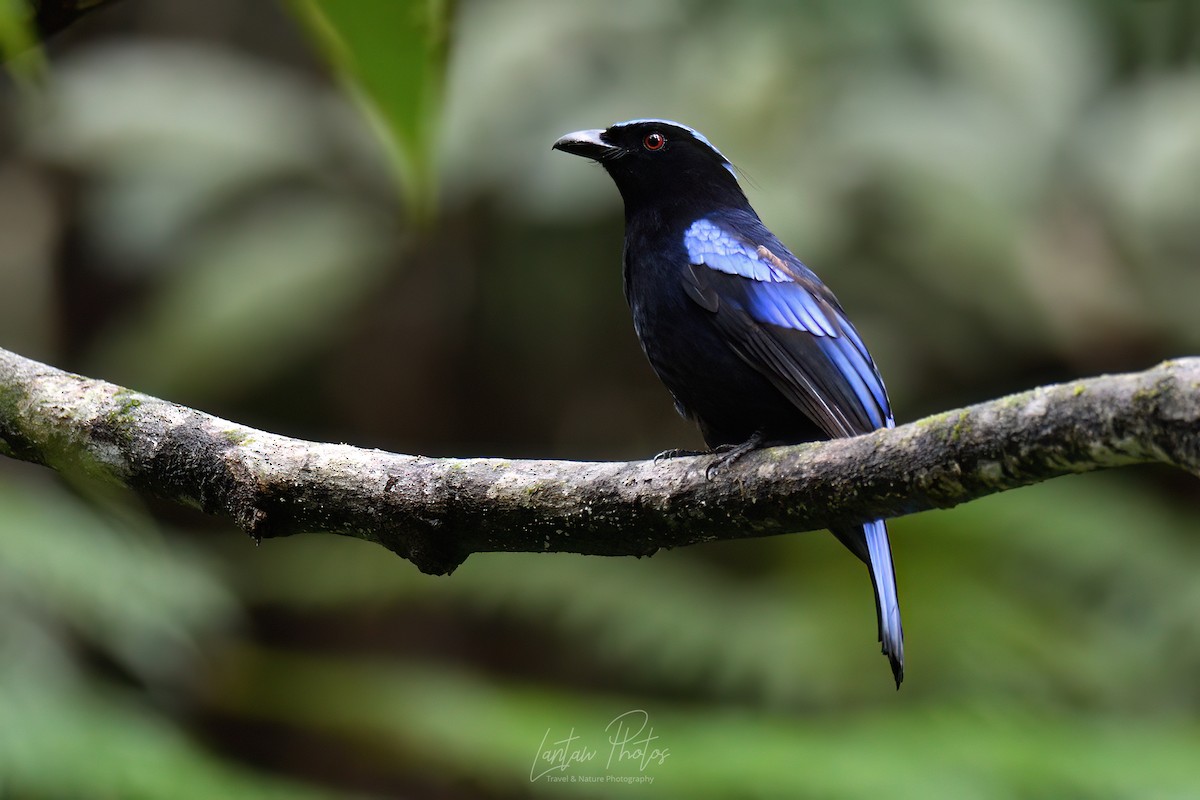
553, 119, 905, 687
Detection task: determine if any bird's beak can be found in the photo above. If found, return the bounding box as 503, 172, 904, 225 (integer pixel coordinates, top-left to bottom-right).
552, 129, 616, 160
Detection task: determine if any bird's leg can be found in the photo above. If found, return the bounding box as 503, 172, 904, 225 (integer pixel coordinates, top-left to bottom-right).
653, 447, 707, 463
652, 432, 767, 475
704, 431, 766, 480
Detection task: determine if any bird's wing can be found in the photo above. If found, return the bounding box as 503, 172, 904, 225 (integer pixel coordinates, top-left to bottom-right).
684, 215, 905, 686
681, 217, 892, 438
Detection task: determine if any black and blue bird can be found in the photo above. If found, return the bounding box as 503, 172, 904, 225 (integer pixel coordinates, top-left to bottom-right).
553, 119, 905, 686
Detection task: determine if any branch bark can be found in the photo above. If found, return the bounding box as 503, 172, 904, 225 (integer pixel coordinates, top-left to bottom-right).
1, 346, 1197, 574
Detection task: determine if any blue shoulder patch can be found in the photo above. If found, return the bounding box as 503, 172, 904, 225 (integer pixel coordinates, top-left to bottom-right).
683, 219, 838, 337
684, 219, 783, 283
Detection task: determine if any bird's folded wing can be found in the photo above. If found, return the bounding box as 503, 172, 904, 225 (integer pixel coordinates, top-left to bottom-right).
682, 218, 892, 438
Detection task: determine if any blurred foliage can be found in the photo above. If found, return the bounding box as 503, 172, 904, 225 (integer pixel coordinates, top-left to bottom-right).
0, 0, 32, 59
290, 0, 451, 218
2, 0, 1200, 798
0, 0, 43, 84
0, 476, 344, 799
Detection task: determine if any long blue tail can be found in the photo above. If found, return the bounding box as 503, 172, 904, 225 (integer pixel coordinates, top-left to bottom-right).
832, 520, 904, 687
864, 519, 904, 687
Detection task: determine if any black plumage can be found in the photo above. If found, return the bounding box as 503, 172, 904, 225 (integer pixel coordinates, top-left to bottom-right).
554, 119, 905, 686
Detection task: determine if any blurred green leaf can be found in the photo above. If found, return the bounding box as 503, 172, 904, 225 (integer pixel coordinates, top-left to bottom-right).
0, 0, 45, 84
289, 0, 451, 218
0, 0, 30, 54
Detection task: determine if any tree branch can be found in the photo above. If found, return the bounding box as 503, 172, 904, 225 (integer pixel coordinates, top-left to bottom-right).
1, 346, 1197, 574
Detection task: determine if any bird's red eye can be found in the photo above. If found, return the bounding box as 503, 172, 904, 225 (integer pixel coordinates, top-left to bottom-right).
643, 132, 666, 151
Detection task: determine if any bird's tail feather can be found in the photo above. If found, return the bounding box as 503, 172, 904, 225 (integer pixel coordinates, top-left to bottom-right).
832, 520, 904, 687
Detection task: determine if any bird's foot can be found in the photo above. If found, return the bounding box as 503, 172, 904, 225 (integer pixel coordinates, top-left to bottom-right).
653, 447, 706, 463
704, 432, 765, 480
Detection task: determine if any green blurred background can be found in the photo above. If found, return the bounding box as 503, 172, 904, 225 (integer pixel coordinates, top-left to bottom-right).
2, 1, 1200, 797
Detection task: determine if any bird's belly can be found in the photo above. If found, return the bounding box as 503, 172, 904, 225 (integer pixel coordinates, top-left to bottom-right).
630, 286, 821, 448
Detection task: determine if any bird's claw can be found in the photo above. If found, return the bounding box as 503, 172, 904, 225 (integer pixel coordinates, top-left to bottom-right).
653, 435, 765, 478
653, 447, 705, 463
703, 434, 764, 480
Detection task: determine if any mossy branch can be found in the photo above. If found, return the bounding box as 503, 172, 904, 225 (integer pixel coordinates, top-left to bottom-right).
2, 346, 1198, 574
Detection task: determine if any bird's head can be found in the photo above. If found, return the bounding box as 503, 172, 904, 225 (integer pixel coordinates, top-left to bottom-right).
553, 119, 747, 213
